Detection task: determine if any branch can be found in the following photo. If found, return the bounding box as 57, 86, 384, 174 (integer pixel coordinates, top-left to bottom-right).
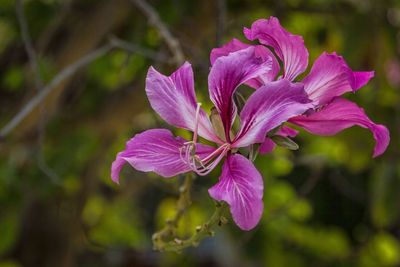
108, 36, 170, 63
153, 201, 228, 252
131, 0, 184, 66
152, 173, 228, 252
0, 44, 113, 139
15, 0, 43, 89
151, 174, 194, 243
0, 34, 175, 140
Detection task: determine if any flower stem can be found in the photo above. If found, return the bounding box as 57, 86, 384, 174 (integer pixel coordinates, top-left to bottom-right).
152, 173, 228, 252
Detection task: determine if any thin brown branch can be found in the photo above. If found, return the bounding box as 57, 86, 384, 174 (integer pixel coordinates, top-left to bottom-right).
0, 35, 172, 140
131, 0, 184, 66
16, 0, 62, 182
0, 44, 113, 139
16, 0, 43, 89
108, 36, 170, 63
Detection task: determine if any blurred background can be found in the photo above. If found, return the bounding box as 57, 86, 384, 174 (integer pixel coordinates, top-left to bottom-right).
0, 0, 399, 266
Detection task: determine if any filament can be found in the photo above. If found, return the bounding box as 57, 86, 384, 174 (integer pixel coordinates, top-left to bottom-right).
180, 142, 230, 176
193, 102, 202, 144
179, 102, 231, 176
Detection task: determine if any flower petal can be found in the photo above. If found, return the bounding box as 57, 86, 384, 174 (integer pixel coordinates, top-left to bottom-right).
111, 129, 215, 183
210, 38, 249, 65
259, 126, 299, 154
210, 38, 279, 86
233, 79, 313, 148
244, 16, 309, 81
208, 154, 264, 231
303, 52, 374, 105
352, 71, 375, 91
259, 138, 275, 155
146, 63, 221, 143
290, 98, 390, 157
208, 46, 272, 141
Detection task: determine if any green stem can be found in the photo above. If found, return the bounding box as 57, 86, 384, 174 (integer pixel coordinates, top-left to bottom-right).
153, 201, 228, 252
152, 173, 194, 244
151, 172, 228, 252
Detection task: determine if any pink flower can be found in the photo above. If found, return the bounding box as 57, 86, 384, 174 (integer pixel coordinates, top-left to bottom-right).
211, 17, 390, 157
112, 17, 390, 231
111, 46, 313, 230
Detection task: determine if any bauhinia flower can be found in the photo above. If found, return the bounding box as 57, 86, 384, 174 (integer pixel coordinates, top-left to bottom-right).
111, 46, 313, 230
211, 17, 390, 157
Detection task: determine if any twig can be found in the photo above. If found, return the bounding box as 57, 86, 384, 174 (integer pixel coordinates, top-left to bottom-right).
131, 0, 184, 66
37, 0, 73, 52
108, 36, 170, 63
16, 0, 62, 183
151, 173, 228, 252
153, 173, 195, 241
0, 35, 174, 139
0, 44, 113, 138
153, 200, 228, 253
16, 0, 43, 89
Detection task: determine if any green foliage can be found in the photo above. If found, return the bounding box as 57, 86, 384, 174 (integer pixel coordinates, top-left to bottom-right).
88, 51, 145, 91
281, 223, 350, 259
155, 198, 207, 237
370, 163, 400, 228
2, 65, 24, 92
0, 261, 21, 267
359, 233, 400, 267
0, 210, 19, 256
83, 196, 146, 248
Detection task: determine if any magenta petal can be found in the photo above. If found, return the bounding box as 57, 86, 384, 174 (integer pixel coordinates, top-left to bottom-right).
303, 52, 375, 105
208, 154, 264, 231
208, 46, 272, 141
279, 125, 299, 137
146, 63, 221, 143
244, 16, 308, 81
210, 39, 279, 87
259, 126, 299, 154
210, 38, 250, 65
111, 129, 215, 183
233, 80, 313, 148
259, 138, 276, 154
352, 71, 375, 91
290, 98, 390, 157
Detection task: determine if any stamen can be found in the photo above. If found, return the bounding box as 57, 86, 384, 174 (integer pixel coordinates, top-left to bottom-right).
200, 143, 229, 164
191, 145, 230, 176
180, 143, 230, 176
178, 102, 231, 176
193, 102, 202, 144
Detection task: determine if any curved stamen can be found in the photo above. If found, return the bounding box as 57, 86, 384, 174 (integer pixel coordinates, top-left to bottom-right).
193, 102, 202, 144
200, 143, 229, 164
181, 143, 230, 176
179, 102, 231, 176
191, 145, 230, 176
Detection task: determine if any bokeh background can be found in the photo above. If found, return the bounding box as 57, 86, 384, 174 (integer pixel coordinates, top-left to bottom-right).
0, 0, 399, 266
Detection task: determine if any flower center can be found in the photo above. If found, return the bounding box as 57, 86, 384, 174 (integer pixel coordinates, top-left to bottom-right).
180, 142, 231, 176
179, 102, 231, 176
